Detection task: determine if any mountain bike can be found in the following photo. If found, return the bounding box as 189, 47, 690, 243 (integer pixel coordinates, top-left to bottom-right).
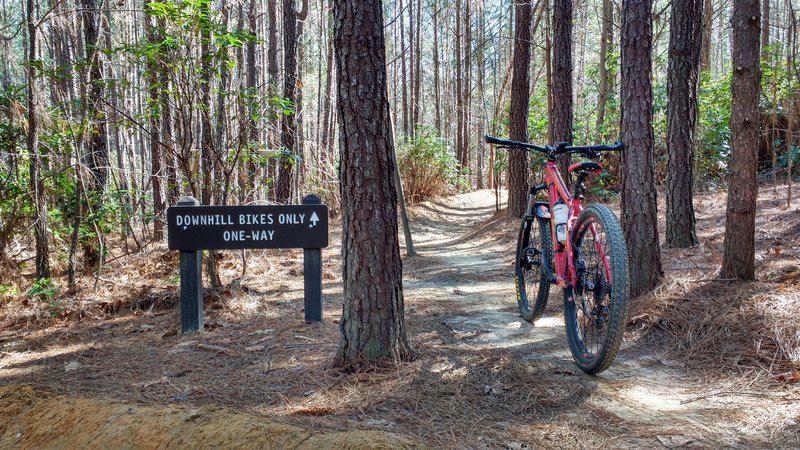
485, 135, 630, 374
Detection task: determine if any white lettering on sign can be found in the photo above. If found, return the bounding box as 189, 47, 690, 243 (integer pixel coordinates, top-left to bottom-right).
177, 214, 234, 230
223, 230, 246, 241
278, 213, 305, 225
238, 213, 274, 225
250, 230, 275, 240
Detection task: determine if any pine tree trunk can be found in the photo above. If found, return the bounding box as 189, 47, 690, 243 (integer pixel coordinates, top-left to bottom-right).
620, 0, 663, 296
400, 0, 409, 137
26, 0, 50, 280
552, 0, 573, 176
462, 0, 472, 180
455, 0, 463, 171
596, 0, 613, 139
507, 0, 532, 218
721, 0, 761, 280
333, 0, 411, 370
144, 0, 165, 241
544, 3, 554, 144
476, 1, 486, 190
79, 0, 109, 266
433, 4, 442, 132
245, 0, 259, 200
700, 0, 713, 70
412, 0, 422, 132
277, 0, 301, 204
762, 0, 770, 55
666, 0, 703, 248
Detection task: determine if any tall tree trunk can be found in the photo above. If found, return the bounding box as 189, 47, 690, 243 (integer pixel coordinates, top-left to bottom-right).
412, 0, 422, 131
320, 2, 335, 173
214, 0, 231, 205
507, 0, 533, 218
544, 2, 554, 144
462, 0, 472, 179
455, 0, 463, 171
267, 0, 279, 87
81, 0, 108, 192
700, 0, 713, 70
620, 0, 663, 296
26, 0, 50, 280
762, 0, 770, 56
552, 0, 572, 176
245, 0, 259, 200
276, 0, 306, 203
666, 0, 704, 248
476, 1, 486, 190
199, 0, 221, 287
333, 0, 411, 370
400, 0, 409, 137
721, 0, 761, 280
144, 0, 165, 241
596, 0, 613, 139
433, 3, 442, 132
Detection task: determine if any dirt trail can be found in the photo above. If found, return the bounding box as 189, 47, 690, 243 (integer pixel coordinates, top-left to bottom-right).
403, 190, 798, 448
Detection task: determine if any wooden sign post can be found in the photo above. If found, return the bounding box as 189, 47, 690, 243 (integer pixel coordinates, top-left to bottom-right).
168, 195, 329, 334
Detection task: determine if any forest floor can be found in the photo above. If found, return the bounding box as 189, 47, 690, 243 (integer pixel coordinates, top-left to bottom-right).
2, 187, 800, 448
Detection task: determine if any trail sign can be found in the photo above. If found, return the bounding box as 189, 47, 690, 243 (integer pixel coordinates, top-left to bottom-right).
167, 204, 328, 251
168, 195, 329, 334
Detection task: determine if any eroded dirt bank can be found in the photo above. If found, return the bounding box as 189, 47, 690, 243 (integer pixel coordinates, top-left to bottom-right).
0, 385, 422, 449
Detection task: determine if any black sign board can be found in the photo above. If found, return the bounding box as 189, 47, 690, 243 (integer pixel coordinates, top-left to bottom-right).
167, 204, 329, 251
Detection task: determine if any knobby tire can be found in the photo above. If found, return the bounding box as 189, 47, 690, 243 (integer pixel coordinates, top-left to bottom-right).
563, 204, 630, 374
515, 216, 553, 322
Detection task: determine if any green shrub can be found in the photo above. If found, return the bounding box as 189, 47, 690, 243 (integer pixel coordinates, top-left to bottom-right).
397, 127, 459, 204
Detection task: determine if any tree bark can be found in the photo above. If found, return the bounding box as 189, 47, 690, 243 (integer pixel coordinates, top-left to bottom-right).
333, 0, 411, 370
276, 0, 303, 204
762, 0, 770, 56
400, 0, 409, 136
721, 0, 761, 280
507, 0, 532, 219
433, 3, 442, 132
461, 0, 472, 179
666, 0, 703, 248
455, 0, 463, 171
267, 0, 279, 87
620, 0, 663, 296
412, 0, 422, 132
26, 0, 50, 280
81, 0, 108, 192
596, 0, 613, 139
552, 0, 572, 176
700, 0, 713, 71
144, 0, 165, 241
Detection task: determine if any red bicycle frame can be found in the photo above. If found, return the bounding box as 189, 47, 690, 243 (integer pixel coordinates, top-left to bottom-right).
542, 160, 611, 290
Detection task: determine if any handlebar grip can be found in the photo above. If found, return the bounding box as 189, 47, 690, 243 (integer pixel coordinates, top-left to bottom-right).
596, 141, 624, 151
485, 135, 515, 146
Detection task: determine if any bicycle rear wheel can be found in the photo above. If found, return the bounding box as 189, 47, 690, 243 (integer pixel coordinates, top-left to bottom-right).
564, 204, 630, 374
515, 215, 552, 322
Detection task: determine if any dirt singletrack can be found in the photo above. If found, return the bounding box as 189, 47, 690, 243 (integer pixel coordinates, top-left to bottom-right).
2, 189, 800, 448
402, 190, 800, 448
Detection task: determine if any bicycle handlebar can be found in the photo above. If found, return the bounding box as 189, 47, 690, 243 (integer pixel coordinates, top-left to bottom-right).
484, 134, 624, 157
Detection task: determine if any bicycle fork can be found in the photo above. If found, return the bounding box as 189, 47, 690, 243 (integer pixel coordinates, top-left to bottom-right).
524, 183, 556, 283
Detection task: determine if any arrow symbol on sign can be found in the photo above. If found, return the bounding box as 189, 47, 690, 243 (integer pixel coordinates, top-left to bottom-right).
309, 211, 319, 228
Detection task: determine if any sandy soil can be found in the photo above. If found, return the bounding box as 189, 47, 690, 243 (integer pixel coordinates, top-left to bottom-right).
2, 188, 800, 448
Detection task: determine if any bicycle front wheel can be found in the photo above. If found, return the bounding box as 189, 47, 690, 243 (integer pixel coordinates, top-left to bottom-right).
564, 204, 630, 374
515, 215, 552, 322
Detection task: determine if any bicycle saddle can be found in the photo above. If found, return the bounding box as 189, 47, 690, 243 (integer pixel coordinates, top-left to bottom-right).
568, 161, 603, 173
